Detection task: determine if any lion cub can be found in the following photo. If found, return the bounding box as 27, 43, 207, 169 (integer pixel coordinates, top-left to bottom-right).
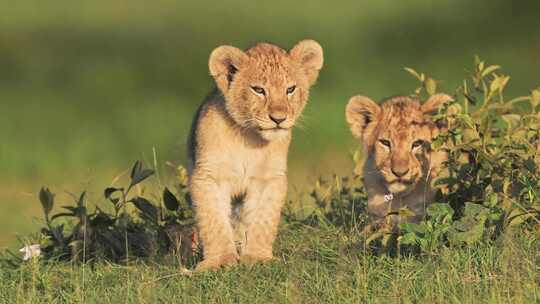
345, 94, 452, 227
188, 40, 323, 270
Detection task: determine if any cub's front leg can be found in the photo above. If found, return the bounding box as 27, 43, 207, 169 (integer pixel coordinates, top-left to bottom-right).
238, 176, 287, 264
190, 176, 238, 271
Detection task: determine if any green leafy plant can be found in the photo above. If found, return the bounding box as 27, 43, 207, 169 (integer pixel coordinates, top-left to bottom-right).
36, 161, 199, 265
293, 57, 540, 254
397, 57, 540, 252
397, 203, 454, 254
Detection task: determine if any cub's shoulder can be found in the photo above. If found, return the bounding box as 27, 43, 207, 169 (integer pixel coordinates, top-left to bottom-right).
187, 89, 225, 164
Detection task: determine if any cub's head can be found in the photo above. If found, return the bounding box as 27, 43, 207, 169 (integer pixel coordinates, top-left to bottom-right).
208, 40, 323, 141
346, 94, 452, 194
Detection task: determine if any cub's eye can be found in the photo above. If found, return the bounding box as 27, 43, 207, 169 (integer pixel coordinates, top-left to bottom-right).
251, 86, 266, 96
378, 139, 391, 148
412, 140, 425, 149
286, 85, 296, 95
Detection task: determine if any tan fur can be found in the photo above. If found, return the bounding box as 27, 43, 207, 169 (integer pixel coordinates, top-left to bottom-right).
188, 40, 323, 271
346, 94, 452, 226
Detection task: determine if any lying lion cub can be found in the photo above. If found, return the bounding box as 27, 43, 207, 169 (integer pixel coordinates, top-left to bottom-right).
345, 94, 452, 227
188, 40, 323, 271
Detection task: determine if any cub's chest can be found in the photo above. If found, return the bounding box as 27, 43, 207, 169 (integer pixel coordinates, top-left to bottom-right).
217, 145, 287, 181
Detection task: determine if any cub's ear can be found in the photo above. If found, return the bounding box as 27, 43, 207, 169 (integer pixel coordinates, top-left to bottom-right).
208, 45, 249, 93
421, 93, 453, 115
290, 40, 324, 85
345, 95, 381, 143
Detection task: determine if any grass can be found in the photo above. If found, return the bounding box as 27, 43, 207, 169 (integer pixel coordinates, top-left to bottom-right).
1, 225, 537, 303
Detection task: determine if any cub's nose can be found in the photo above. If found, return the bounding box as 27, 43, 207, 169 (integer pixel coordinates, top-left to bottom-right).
269, 114, 286, 125
391, 168, 409, 178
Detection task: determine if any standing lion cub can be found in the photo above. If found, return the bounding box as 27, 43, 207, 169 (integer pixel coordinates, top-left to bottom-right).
345, 94, 452, 227
188, 40, 323, 271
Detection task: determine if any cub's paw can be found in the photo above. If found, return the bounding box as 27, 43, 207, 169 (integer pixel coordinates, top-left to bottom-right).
195, 253, 239, 272
240, 253, 274, 266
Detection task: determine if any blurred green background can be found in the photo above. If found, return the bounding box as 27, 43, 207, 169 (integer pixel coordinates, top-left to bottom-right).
1, 0, 539, 248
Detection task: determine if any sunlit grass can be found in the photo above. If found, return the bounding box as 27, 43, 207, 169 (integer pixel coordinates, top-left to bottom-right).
0, 225, 537, 303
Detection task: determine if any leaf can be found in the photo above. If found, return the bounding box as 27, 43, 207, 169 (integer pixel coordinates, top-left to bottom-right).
425, 77, 437, 96
531, 89, 540, 108
163, 187, 180, 211
506, 208, 536, 227
51, 212, 77, 221
404, 67, 422, 81
62, 206, 78, 213
463, 92, 477, 105
463, 202, 488, 218
485, 193, 498, 208
99, 230, 124, 254
489, 74, 510, 94
131, 160, 142, 179
427, 203, 454, 220
104, 187, 123, 199
524, 157, 536, 172
500, 114, 521, 130
91, 210, 114, 227
462, 129, 480, 143
451, 215, 476, 232
76, 191, 86, 208
417, 238, 429, 251
51, 225, 64, 243
177, 166, 190, 186
449, 219, 486, 245
131, 197, 158, 222
398, 232, 418, 245
446, 103, 462, 116
458, 114, 475, 128
474, 55, 481, 67
434, 177, 457, 187
481, 65, 501, 78
398, 207, 416, 219
39, 187, 54, 217
507, 96, 531, 107
398, 222, 426, 234
478, 60, 485, 72
431, 138, 445, 150
129, 161, 155, 188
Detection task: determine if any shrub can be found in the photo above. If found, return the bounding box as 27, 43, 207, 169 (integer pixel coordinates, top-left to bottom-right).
299, 56, 540, 253
27, 161, 200, 266
398, 57, 540, 252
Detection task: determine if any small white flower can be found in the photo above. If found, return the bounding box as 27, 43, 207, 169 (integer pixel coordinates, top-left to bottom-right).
19, 244, 41, 261
383, 193, 394, 202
